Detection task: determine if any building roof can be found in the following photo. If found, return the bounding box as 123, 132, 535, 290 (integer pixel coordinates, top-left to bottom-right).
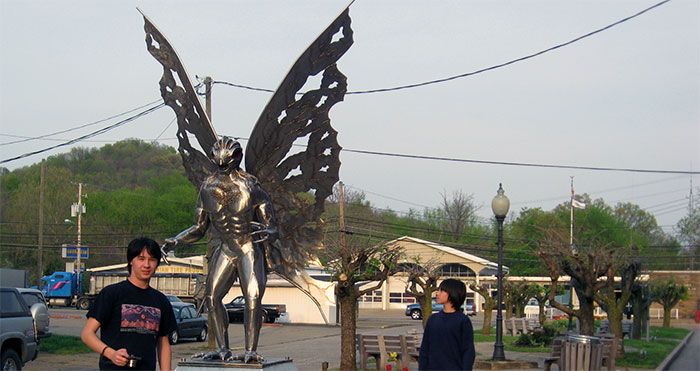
388, 236, 508, 275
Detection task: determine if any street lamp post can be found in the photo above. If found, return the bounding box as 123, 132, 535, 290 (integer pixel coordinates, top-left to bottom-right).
491, 183, 510, 362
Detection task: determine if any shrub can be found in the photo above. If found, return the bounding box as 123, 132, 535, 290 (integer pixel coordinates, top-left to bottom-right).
513, 324, 559, 347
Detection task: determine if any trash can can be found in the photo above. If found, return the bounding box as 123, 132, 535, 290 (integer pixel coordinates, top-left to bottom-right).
561, 334, 603, 371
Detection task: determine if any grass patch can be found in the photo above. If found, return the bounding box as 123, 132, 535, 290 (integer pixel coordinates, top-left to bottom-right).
473, 333, 550, 353
39, 335, 91, 355
617, 327, 689, 369
650, 326, 689, 340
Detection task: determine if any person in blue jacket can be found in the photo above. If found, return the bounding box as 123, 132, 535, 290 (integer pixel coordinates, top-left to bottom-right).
419, 278, 476, 370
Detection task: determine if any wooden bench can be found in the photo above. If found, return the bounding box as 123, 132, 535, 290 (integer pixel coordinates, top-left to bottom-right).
598, 320, 633, 338
503, 317, 530, 336
356, 333, 420, 370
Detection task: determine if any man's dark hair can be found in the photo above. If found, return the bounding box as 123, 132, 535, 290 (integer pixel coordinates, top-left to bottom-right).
439, 278, 467, 310
126, 237, 162, 274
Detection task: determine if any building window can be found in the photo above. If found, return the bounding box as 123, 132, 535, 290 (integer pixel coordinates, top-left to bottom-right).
362, 290, 382, 302
389, 292, 416, 304
438, 263, 476, 277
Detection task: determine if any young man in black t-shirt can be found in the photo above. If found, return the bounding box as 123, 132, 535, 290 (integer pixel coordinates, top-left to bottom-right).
81, 237, 177, 370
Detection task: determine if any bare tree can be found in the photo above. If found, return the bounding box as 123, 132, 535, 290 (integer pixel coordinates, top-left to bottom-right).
320, 233, 404, 370
403, 255, 443, 328
440, 190, 479, 240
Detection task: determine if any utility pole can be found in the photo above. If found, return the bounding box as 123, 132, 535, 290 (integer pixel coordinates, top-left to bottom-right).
204, 76, 212, 123
38, 160, 45, 283
71, 183, 85, 291
568, 176, 575, 332
202, 75, 215, 350
338, 182, 347, 251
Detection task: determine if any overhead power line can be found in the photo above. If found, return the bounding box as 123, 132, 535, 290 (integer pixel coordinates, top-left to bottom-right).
213, 0, 671, 95
0, 103, 165, 165
0, 99, 163, 146
340, 147, 699, 175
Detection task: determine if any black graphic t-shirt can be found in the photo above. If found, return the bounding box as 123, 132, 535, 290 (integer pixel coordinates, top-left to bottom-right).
87, 280, 177, 370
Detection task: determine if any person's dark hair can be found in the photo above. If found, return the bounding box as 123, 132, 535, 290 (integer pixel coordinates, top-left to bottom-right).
126, 237, 162, 274
439, 278, 467, 310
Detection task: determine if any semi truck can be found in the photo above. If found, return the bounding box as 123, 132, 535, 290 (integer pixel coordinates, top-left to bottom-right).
41, 271, 204, 310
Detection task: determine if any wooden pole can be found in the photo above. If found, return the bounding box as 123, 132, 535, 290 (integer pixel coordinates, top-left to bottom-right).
38, 160, 45, 283
202, 75, 216, 350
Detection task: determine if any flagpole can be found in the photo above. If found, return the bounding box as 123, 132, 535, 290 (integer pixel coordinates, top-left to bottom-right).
568, 176, 575, 332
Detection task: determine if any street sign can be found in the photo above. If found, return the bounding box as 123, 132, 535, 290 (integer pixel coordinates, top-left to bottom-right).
61, 244, 89, 259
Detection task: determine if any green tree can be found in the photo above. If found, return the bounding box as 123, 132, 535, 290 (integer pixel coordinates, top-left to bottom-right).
539, 204, 636, 336
675, 193, 700, 269
650, 278, 689, 327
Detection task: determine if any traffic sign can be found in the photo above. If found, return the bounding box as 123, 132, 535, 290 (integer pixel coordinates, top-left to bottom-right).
61, 244, 89, 259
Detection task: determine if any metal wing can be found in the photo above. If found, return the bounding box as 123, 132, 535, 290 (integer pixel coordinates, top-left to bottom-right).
245, 7, 353, 254
140, 10, 217, 186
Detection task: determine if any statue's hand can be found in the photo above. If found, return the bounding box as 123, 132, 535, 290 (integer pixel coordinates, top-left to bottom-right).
160, 238, 178, 264
162, 238, 178, 253
250, 222, 278, 244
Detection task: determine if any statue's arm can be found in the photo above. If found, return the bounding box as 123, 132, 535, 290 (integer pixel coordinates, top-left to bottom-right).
250, 183, 279, 243
164, 197, 209, 251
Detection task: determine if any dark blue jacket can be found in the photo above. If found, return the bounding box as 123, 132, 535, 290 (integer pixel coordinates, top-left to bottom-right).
418, 310, 476, 370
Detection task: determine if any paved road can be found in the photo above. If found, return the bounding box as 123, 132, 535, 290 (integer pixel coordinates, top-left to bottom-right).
27, 307, 543, 370
666, 327, 700, 371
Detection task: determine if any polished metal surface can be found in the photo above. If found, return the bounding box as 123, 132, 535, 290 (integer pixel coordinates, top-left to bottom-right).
140, 5, 353, 364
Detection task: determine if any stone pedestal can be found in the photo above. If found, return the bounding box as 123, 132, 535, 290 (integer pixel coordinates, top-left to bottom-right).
176, 358, 297, 371
473, 359, 538, 369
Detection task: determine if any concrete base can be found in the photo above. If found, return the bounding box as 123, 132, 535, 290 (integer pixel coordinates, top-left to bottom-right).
474, 359, 539, 370
176, 358, 297, 371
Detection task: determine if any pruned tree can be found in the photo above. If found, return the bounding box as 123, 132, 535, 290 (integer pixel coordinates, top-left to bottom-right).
629, 280, 652, 339
531, 284, 563, 325
504, 279, 538, 318
594, 247, 640, 348
440, 189, 479, 241
650, 277, 689, 327
539, 230, 616, 335
403, 255, 443, 328
469, 282, 497, 335
321, 232, 404, 370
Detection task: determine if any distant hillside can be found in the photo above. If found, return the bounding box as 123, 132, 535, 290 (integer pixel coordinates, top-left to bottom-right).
0, 139, 200, 282
1, 139, 185, 193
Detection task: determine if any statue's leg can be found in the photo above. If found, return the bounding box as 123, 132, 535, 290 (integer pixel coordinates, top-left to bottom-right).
236, 243, 267, 362
205, 248, 238, 352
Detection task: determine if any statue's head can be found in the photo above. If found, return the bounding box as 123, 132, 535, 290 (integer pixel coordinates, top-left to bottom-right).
211, 136, 242, 169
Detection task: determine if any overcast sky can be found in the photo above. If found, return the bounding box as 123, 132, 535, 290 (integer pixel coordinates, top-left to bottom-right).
1, 0, 698, 233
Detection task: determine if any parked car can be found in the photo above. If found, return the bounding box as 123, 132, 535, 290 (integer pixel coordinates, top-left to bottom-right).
224, 296, 286, 324
169, 302, 207, 345
405, 299, 475, 320
165, 294, 183, 303
1, 287, 50, 370
16, 288, 51, 339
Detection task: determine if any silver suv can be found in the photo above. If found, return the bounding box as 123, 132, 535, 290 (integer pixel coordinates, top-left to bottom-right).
1, 287, 50, 370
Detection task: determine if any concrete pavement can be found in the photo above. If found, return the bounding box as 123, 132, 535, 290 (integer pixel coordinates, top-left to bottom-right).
665, 326, 700, 371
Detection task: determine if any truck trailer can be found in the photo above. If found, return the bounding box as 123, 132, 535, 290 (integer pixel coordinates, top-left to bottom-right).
41, 271, 204, 310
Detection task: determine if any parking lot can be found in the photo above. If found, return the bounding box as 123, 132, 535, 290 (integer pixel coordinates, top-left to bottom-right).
26, 307, 423, 370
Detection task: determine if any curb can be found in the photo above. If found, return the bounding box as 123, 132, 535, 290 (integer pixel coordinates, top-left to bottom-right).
655, 329, 695, 371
